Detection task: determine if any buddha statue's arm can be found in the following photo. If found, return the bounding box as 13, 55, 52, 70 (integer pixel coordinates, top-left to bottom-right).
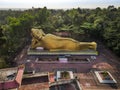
31, 38, 43, 49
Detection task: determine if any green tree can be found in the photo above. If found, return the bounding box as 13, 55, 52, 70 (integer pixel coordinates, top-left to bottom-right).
36, 7, 50, 25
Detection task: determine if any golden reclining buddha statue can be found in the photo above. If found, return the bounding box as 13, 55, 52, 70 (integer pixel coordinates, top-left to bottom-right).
31, 28, 97, 51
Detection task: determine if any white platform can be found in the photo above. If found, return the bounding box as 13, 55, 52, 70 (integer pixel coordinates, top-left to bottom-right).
57, 71, 74, 81
95, 71, 117, 84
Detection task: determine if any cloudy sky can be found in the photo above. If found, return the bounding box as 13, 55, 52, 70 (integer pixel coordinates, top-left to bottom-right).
0, 0, 120, 9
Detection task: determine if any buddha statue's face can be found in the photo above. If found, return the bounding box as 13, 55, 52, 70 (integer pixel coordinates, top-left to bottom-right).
31, 29, 45, 40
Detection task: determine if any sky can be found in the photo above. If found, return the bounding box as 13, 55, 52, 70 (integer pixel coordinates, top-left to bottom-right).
0, 0, 120, 9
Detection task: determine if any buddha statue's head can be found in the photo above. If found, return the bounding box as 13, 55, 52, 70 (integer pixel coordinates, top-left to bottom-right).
31, 28, 46, 40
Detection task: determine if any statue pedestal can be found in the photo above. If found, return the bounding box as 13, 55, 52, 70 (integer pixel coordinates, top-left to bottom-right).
27, 48, 98, 56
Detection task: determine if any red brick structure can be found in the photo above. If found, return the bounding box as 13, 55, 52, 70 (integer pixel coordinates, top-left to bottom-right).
0, 65, 25, 90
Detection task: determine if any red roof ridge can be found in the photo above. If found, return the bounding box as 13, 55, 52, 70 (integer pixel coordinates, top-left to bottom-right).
15, 65, 25, 87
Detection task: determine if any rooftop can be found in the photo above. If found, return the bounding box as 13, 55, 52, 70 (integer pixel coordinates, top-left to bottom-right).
20, 74, 49, 90
50, 83, 78, 90
0, 67, 17, 82
76, 71, 120, 90
19, 82, 49, 90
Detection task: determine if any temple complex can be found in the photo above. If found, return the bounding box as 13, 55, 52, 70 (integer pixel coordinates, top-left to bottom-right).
19, 28, 119, 90
1, 28, 120, 90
